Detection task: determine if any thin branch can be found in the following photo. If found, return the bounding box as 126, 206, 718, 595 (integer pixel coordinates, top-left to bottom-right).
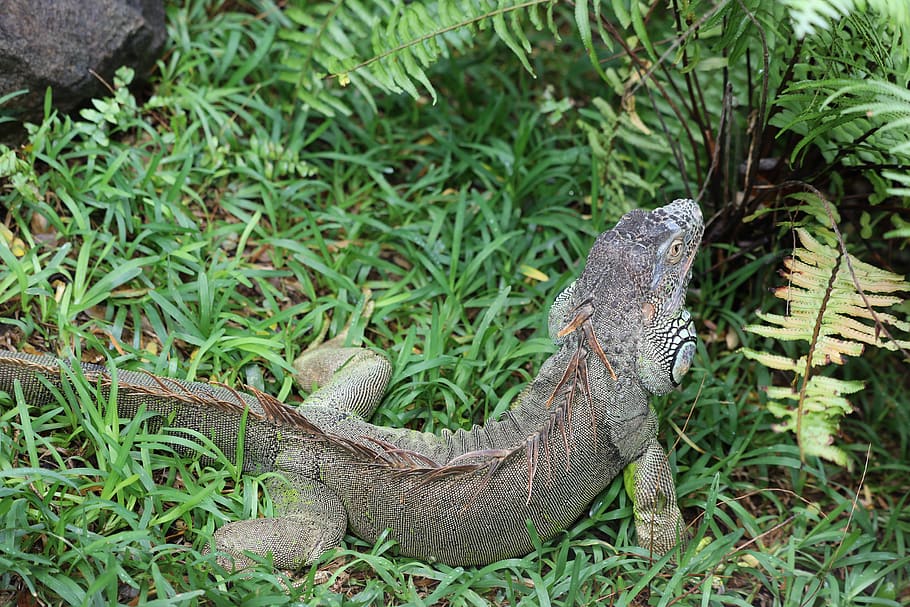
672, 0, 713, 159
597, 0, 730, 191
735, 0, 770, 207
596, 17, 695, 193
696, 82, 734, 203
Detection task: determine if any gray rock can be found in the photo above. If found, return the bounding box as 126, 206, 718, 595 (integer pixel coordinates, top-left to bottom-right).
0, 0, 166, 144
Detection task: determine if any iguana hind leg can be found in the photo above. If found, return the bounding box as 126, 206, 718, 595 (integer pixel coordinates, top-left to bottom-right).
293, 338, 391, 419
213, 337, 390, 569
213, 473, 346, 570
212, 336, 381, 570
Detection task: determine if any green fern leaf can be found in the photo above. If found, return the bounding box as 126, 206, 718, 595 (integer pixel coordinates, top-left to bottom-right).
629, 0, 655, 59
780, 0, 854, 39
575, 1, 608, 81
764, 375, 864, 467
281, 0, 554, 111
782, 0, 910, 39
492, 7, 533, 75
741, 348, 801, 372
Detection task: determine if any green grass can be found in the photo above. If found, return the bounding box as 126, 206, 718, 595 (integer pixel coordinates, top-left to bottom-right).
1, 1, 908, 605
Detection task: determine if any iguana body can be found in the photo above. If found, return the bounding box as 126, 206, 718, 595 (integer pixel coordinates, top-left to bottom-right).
0, 199, 703, 568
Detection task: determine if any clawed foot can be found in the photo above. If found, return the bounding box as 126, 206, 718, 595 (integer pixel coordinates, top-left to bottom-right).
211, 512, 344, 571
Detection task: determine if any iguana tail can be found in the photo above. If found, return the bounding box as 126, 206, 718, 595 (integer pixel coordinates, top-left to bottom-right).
0, 351, 286, 473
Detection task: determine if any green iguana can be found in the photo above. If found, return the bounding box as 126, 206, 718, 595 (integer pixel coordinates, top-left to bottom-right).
0, 199, 703, 569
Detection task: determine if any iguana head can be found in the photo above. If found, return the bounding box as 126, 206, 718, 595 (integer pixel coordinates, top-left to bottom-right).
567, 199, 703, 396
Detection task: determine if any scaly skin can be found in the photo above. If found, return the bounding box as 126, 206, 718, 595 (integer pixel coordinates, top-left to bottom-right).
0, 199, 703, 569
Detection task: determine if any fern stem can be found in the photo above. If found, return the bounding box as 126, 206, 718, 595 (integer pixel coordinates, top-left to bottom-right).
795, 233, 840, 466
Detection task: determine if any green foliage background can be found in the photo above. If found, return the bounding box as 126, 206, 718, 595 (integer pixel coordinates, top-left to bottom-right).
0, 0, 908, 605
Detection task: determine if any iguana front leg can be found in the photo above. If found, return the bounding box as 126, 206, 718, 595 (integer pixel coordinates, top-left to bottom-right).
624, 436, 686, 555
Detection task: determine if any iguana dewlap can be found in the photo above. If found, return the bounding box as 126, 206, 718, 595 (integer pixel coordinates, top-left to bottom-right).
0, 199, 703, 569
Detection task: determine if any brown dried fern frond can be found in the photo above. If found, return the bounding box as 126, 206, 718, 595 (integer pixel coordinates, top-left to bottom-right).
742, 222, 909, 467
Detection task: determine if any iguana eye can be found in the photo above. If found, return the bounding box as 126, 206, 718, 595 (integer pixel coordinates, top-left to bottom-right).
667, 238, 684, 263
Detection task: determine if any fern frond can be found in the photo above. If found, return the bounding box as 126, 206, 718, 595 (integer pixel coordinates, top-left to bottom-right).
827, 80, 910, 155
780, 0, 853, 39
765, 375, 864, 467
778, 76, 910, 162
743, 201, 910, 467
770, 6, 910, 201
781, 0, 910, 39
281, 0, 552, 112
279, 0, 377, 116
